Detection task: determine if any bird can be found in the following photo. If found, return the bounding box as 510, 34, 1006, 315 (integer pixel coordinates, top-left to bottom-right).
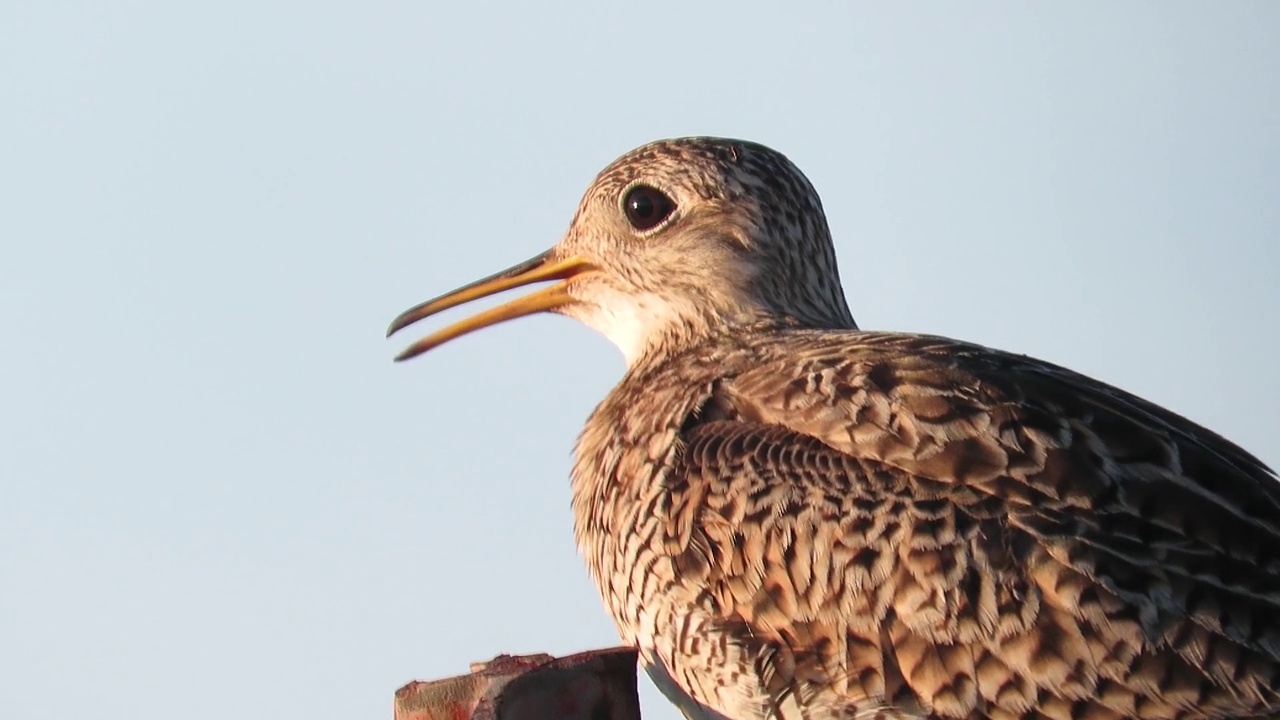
387, 137, 1280, 719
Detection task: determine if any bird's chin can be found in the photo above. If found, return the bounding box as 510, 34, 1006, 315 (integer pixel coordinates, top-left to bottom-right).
563, 291, 683, 368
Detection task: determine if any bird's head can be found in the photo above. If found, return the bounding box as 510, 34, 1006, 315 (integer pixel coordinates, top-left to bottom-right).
388, 137, 856, 368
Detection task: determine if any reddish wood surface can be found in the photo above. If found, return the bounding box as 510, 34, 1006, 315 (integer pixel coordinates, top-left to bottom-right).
394, 648, 641, 720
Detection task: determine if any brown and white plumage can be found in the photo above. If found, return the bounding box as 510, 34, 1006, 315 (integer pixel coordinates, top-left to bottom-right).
389, 137, 1280, 719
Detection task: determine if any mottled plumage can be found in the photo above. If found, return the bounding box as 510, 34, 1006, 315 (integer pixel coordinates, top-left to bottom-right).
389, 138, 1280, 719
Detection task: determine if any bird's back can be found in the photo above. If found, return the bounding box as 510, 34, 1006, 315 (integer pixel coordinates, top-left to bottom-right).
572, 327, 1280, 720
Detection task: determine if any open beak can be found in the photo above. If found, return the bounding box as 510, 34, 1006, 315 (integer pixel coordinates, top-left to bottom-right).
387, 250, 597, 362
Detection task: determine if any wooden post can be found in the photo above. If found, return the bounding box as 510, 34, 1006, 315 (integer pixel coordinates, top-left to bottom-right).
394, 647, 641, 720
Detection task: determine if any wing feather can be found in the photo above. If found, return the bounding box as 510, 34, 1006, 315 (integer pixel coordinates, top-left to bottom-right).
663, 331, 1280, 718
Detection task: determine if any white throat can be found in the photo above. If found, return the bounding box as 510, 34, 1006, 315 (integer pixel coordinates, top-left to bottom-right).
572, 290, 686, 367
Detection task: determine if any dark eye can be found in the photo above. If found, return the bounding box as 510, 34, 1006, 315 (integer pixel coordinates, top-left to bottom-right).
622, 185, 675, 231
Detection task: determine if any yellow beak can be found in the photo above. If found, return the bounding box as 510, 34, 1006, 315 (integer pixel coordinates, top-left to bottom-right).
387, 251, 597, 362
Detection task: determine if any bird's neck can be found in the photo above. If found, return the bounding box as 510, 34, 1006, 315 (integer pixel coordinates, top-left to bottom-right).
570, 283, 855, 371
624, 311, 850, 374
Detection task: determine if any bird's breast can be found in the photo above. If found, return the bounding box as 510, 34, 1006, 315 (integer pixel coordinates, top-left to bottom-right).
569, 373, 701, 630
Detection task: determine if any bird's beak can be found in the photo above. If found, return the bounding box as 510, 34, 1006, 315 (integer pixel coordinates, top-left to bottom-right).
387, 250, 597, 362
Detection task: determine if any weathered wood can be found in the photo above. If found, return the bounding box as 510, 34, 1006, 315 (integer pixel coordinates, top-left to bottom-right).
395, 648, 641, 720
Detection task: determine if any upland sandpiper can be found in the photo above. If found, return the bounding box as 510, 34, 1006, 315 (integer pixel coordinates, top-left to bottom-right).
390, 137, 1280, 720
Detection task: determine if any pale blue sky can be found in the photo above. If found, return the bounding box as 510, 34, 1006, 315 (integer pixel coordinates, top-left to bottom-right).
2, 3, 1277, 719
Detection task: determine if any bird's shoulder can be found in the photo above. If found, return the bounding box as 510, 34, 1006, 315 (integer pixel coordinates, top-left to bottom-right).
706, 328, 1278, 510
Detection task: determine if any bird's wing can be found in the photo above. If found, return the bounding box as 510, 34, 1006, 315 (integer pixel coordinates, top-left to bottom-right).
664, 331, 1280, 719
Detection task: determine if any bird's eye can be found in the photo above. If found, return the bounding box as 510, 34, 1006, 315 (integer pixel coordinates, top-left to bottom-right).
622, 185, 675, 232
